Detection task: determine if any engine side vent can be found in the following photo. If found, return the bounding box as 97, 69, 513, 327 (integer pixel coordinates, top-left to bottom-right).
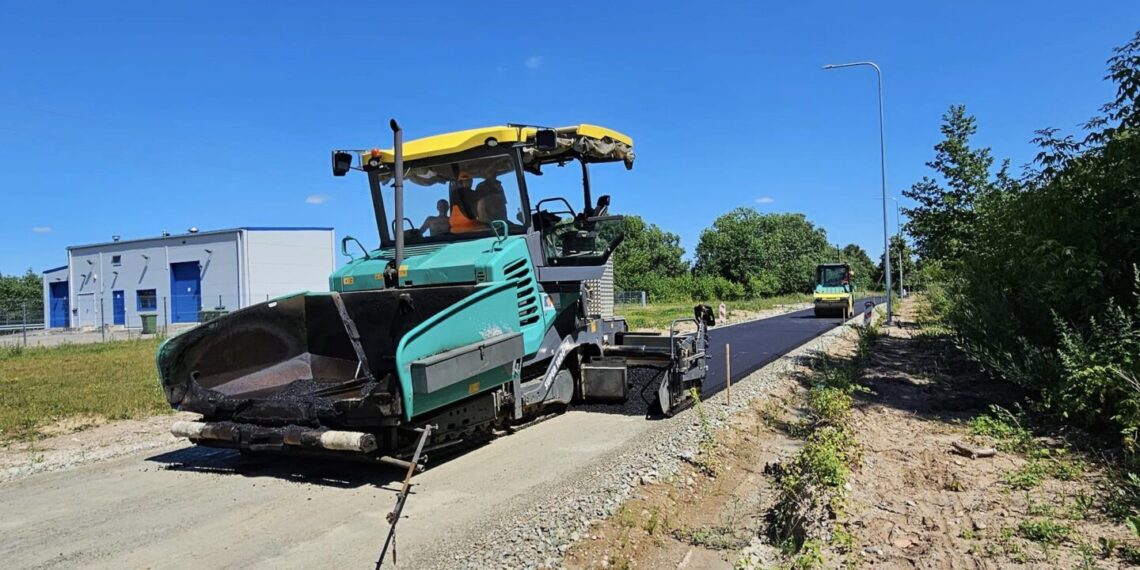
505, 258, 540, 326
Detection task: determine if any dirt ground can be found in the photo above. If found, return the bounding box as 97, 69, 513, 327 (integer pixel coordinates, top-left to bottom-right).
831, 303, 1137, 569
565, 299, 1140, 569
0, 411, 192, 482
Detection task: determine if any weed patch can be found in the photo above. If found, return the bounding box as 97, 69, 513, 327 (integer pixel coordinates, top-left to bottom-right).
688, 387, 722, 477
1018, 519, 1072, 544
765, 324, 876, 557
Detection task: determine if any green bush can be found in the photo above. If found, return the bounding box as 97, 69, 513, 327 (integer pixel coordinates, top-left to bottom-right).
635, 274, 746, 303
903, 31, 1140, 450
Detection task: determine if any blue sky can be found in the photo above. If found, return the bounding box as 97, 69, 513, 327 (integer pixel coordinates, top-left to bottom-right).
2, 1, 1136, 274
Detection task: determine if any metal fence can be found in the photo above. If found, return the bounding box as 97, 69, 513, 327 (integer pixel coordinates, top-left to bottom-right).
614, 290, 647, 307
0, 299, 45, 345
0, 293, 269, 348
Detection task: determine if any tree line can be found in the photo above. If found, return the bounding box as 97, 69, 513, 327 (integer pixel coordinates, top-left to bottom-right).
905, 31, 1140, 449
0, 269, 41, 307
607, 208, 900, 303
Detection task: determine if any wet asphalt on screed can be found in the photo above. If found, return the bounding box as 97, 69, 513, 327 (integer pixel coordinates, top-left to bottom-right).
700, 296, 886, 397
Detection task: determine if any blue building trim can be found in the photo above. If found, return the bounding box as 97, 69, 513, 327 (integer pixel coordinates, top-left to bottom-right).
42, 265, 68, 274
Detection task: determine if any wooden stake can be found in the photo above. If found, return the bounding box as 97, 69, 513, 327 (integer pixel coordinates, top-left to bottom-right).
726, 344, 732, 406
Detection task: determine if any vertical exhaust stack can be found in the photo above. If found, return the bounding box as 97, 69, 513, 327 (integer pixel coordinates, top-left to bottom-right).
390, 119, 404, 286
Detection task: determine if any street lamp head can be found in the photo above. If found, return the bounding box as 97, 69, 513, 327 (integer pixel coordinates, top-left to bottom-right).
821, 61, 881, 73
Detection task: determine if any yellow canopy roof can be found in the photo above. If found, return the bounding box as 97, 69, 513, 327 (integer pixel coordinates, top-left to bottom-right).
365, 124, 633, 164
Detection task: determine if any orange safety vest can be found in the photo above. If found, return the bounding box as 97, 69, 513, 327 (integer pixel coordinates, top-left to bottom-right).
449, 205, 482, 233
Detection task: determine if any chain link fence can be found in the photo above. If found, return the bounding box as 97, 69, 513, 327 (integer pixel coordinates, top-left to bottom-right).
0, 299, 45, 345
0, 293, 273, 348
614, 290, 647, 307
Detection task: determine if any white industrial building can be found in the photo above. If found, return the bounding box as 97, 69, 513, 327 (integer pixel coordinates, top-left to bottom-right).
42, 227, 336, 329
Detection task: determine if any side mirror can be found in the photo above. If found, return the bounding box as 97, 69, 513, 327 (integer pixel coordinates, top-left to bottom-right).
535, 129, 558, 151
332, 151, 354, 176
340, 235, 369, 260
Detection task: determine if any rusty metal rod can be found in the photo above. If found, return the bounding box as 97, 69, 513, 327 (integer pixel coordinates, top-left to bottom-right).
375, 424, 434, 569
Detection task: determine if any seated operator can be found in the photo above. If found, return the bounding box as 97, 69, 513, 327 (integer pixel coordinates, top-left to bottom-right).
475, 175, 509, 224
419, 199, 451, 237
448, 171, 485, 233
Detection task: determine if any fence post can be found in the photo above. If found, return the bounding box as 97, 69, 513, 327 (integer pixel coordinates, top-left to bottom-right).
22, 301, 28, 347
163, 296, 169, 335
99, 297, 106, 342
641, 291, 647, 307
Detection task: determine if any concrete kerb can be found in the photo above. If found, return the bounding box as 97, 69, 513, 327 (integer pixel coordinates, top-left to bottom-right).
430, 301, 886, 569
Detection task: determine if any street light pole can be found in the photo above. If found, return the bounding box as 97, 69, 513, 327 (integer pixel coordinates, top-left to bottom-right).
823, 61, 893, 324
892, 197, 904, 298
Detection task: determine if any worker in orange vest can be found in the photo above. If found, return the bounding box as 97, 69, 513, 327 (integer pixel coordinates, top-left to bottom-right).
448, 171, 484, 233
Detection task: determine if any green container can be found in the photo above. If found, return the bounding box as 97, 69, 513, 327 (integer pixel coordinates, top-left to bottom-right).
140, 313, 158, 334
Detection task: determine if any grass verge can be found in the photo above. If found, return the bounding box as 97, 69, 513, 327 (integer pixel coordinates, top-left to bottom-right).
0, 339, 170, 442
618, 294, 811, 330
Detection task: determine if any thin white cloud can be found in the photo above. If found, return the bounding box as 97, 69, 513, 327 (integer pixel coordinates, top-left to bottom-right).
525, 56, 543, 69
32, 226, 52, 233
305, 194, 330, 205
754, 197, 775, 205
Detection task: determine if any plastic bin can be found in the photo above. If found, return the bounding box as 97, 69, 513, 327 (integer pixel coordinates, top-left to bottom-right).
140, 313, 158, 334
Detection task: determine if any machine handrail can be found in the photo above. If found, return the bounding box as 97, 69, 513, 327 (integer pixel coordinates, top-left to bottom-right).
668, 317, 698, 361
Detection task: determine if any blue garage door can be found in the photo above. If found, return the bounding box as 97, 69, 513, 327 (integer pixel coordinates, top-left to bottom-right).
49, 282, 69, 328
169, 262, 201, 323
112, 290, 125, 325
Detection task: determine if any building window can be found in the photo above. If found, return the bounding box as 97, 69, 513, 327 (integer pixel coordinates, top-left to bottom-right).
112, 255, 122, 266
137, 289, 157, 311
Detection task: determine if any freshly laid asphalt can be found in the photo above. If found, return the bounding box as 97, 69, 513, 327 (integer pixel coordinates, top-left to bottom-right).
702, 296, 886, 397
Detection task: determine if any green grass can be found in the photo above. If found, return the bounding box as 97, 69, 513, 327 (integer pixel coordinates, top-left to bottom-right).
968, 408, 1035, 453
0, 339, 170, 442
617, 294, 812, 330
1017, 519, 1072, 544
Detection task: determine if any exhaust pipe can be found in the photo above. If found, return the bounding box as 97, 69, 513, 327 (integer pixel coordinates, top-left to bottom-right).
391, 118, 404, 287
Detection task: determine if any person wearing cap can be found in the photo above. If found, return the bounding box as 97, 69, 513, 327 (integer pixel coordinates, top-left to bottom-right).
448, 171, 484, 233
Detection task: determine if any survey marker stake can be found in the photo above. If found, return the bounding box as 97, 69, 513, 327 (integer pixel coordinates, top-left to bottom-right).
375, 424, 434, 569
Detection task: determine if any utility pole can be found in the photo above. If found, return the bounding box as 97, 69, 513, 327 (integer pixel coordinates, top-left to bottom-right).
823, 61, 893, 324
893, 197, 904, 298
